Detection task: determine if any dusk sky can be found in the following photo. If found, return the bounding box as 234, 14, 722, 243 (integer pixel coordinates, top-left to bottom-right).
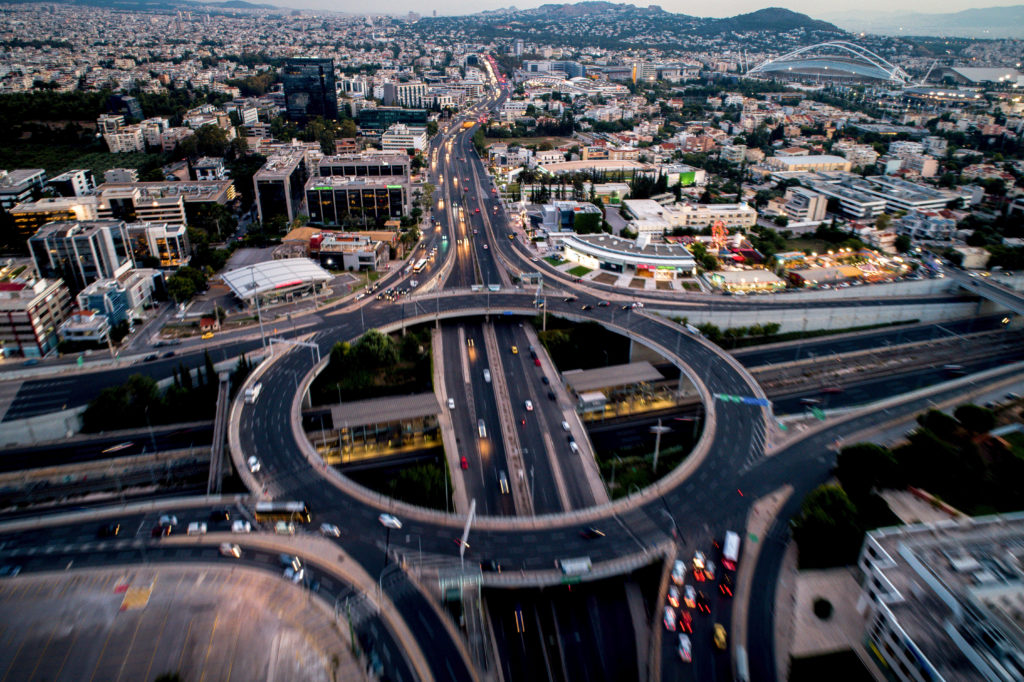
265, 0, 1017, 18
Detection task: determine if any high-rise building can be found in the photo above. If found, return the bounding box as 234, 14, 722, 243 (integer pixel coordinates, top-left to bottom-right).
254, 151, 310, 224
305, 176, 409, 226
282, 58, 338, 122
47, 170, 96, 198
356, 107, 428, 132
28, 220, 135, 294
0, 169, 47, 213
0, 276, 72, 358
10, 196, 99, 239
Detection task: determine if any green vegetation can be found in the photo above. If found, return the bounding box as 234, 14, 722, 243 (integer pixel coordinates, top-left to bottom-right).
347, 456, 452, 512
543, 256, 563, 266
81, 354, 254, 433
0, 143, 161, 181
672, 317, 919, 350
310, 328, 432, 405
566, 265, 592, 277
598, 423, 703, 499
535, 318, 630, 371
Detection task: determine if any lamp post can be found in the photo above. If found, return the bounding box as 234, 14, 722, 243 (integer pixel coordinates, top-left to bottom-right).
250, 266, 266, 349
378, 513, 402, 569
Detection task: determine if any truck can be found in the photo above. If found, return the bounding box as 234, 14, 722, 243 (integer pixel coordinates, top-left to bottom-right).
244, 382, 262, 404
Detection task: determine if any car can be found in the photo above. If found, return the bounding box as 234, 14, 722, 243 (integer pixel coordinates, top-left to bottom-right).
580, 304, 592, 311
231, 520, 251, 533
541, 376, 549, 385
704, 560, 716, 582
219, 543, 242, 558
247, 456, 261, 473
474, 208, 480, 213
201, 332, 214, 340
511, 345, 518, 354
480, 559, 502, 573
561, 421, 570, 431
632, 301, 645, 309
275, 521, 295, 535
534, 357, 541, 367
678, 634, 692, 663
460, 455, 469, 470
664, 606, 677, 631
98, 523, 120, 538
482, 244, 488, 250
143, 354, 158, 362
667, 585, 680, 608
693, 550, 706, 574
447, 397, 455, 409
679, 611, 693, 633
208, 509, 230, 523
713, 623, 727, 650
483, 369, 491, 382
562, 296, 577, 303
151, 524, 172, 538
580, 527, 605, 540
0, 565, 21, 578
696, 591, 710, 614
366, 506, 400, 532
283, 566, 305, 583
524, 400, 533, 412
671, 560, 686, 585
498, 471, 510, 494
719, 572, 734, 597
22, 358, 39, 366
187, 522, 207, 535
569, 441, 579, 454
684, 584, 696, 609
621, 304, 631, 310
547, 390, 556, 401
597, 301, 610, 307
158, 515, 178, 527
162, 351, 176, 359
478, 419, 487, 438
309, 521, 341, 538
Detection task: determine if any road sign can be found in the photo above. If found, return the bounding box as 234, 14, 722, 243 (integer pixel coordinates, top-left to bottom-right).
715, 393, 771, 407
810, 407, 826, 421
748, 533, 759, 543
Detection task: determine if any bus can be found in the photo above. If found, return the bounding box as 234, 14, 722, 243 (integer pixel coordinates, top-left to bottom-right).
722, 530, 741, 571
412, 258, 428, 273
254, 501, 311, 523
556, 556, 592, 576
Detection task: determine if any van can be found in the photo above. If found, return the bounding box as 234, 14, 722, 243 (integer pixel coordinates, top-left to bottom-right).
483, 369, 491, 383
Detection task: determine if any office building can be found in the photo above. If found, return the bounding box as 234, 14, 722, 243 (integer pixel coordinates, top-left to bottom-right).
623, 199, 758, 233
29, 220, 135, 294
282, 58, 338, 122
126, 222, 191, 268
560, 233, 697, 279
0, 276, 72, 358
857, 513, 1024, 682
357, 107, 428, 132
764, 155, 852, 173
782, 187, 827, 222
312, 232, 390, 271
254, 151, 310, 224
76, 270, 160, 328
540, 201, 604, 231
382, 81, 428, 108
47, 169, 96, 198
96, 181, 236, 226
380, 124, 427, 152
10, 196, 99, 240
0, 169, 47, 212
305, 175, 409, 226
317, 153, 410, 180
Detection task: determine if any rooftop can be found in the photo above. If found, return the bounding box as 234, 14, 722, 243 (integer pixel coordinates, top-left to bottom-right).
221, 258, 333, 300
306, 175, 408, 190
567, 233, 696, 261
98, 181, 234, 203
562, 361, 663, 393
329, 392, 439, 426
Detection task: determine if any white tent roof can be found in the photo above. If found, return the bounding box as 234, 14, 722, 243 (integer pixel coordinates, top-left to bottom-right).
222, 258, 333, 301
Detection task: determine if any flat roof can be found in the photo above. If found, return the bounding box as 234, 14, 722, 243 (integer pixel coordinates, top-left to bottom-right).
221, 258, 333, 300
562, 362, 663, 393
566, 233, 696, 262
330, 392, 439, 425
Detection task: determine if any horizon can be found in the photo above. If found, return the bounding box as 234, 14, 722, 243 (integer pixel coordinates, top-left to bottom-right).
253, 0, 1023, 19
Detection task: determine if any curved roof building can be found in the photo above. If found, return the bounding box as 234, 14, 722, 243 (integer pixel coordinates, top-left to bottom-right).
222, 258, 333, 306
748, 42, 910, 85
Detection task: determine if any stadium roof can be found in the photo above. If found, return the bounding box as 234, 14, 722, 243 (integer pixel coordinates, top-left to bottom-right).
222, 258, 333, 301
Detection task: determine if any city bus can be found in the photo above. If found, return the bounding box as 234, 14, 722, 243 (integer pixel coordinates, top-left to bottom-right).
412, 258, 428, 273
254, 501, 311, 523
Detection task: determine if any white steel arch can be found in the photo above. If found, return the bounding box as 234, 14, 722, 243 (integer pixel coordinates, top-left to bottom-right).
747, 41, 911, 84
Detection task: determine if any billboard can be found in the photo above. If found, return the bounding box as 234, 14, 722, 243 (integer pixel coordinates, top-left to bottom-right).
678, 171, 696, 187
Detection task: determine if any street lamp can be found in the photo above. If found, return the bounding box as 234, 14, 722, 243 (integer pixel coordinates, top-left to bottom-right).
378, 513, 402, 568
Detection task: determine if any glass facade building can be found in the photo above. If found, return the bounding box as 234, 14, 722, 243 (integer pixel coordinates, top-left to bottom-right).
282, 58, 338, 122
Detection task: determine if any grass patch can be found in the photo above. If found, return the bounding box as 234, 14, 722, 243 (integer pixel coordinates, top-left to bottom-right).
502, 136, 574, 148
679, 281, 701, 291
544, 255, 563, 266
567, 265, 592, 277
784, 238, 832, 255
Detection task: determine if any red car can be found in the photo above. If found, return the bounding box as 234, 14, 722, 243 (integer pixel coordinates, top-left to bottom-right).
534, 357, 541, 367
460, 456, 469, 470
475, 208, 480, 213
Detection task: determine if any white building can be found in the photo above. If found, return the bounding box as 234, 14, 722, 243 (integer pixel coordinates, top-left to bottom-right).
782, 187, 827, 223
104, 125, 145, 153
623, 199, 757, 233
380, 124, 427, 152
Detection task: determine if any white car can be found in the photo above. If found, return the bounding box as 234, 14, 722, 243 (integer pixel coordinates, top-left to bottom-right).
219, 543, 241, 558
561, 421, 570, 431
678, 634, 692, 663
663, 605, 677, 631
283, 567, 305, 583
671, 560, 686, 585
378, 513, 402, 530
158, 514, 178, 527
187, 522, 207, 536
447, 398, 455, 409
247, 456, 261, 473
524, 400, 533, 412
319, 523, 341, 538
684, 584, 696, 609
231, 520, 251, 533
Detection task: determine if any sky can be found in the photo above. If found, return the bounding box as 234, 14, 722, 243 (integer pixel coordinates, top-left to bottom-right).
266, 0, 1020, 19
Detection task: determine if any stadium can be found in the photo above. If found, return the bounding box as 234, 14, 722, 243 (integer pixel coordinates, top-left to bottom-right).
747, 41, 911, 85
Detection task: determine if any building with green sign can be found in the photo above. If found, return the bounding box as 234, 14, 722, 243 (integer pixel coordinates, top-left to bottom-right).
305, 175, 409, 227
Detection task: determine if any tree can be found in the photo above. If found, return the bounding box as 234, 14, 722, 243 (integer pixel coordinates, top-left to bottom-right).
791, 484, 863, 568
894, 234, 912, 254
166, 266, 208, 303
954, 404, 996, 434
836, 443, 898, 501
573, 211, 603, 234
354, 330, 398, 369
875, 213, 892, 231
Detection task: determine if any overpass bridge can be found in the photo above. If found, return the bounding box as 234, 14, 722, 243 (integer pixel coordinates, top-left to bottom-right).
947, 269, 1024, 317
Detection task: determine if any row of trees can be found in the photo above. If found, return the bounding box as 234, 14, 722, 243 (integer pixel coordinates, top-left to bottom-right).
793, 402, 1020, 568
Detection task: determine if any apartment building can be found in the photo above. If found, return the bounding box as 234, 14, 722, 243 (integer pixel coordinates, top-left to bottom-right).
380, 124, 427, 152
0, 276, 72, 358
382, 81, 428, 108
47, 169, 96, 198
104, 125, 145, 153
0, 169, 47, 212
